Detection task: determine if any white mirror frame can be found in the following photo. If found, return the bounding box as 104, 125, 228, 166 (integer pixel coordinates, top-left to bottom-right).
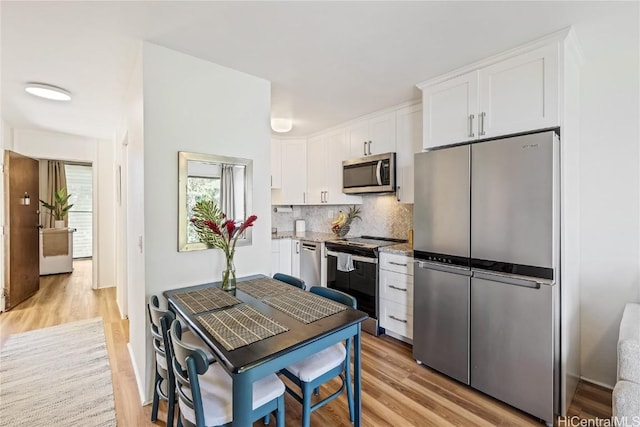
178, 151, 253, 252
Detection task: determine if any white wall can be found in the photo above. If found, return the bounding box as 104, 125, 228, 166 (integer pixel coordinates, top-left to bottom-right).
574, 4, 640, 387
115, 42, 145, 400
12, 128, 117, 289
125, 42, 272, 403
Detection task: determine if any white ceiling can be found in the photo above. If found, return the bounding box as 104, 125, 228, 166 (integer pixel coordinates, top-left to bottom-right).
0, 1, 627, 139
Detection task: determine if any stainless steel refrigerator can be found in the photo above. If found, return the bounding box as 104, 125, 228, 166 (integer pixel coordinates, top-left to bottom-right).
413, 130, 560, 425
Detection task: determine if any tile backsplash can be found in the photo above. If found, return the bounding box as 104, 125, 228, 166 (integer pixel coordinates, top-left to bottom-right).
272, 195, 413, 240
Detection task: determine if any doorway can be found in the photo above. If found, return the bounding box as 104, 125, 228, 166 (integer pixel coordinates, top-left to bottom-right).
37, 159, 95, 287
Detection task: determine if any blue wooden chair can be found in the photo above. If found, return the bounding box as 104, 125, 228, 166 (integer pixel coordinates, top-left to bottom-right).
281, 286, 356, 427
147, 295, 215, 426
168, 320, 286, 427
273, 273, 306, 290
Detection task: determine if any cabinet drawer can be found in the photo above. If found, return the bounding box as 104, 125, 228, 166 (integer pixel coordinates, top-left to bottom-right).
380, 253, 414, 275
380, 270, 413, 306
380, 299, 413, 340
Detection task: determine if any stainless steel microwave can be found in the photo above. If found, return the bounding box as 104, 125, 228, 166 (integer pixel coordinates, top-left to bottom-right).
342, 152, 396, 194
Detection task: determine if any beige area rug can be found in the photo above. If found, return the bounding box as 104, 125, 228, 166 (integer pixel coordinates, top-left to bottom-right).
0, 318, 116, 426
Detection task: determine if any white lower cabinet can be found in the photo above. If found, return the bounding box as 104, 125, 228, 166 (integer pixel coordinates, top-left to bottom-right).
271, 238, 292, 276
379, 253, 414, 340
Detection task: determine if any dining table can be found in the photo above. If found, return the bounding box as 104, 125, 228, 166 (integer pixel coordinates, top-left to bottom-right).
163, 274, 369, 427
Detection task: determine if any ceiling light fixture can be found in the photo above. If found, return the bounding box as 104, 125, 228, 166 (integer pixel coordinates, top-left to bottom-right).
24, 83, 71, 101
271, 118, 293, 133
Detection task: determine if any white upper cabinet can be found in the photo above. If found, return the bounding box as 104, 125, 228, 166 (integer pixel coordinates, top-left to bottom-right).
270, 138, 282, 189
419, 42, 560, 149
307, 129, 361, 205
326, 130, 362, 205
478, 44, 559, 138
306, 135, 327, 205
271, 139, 307, 205
395, 104, 423, 204
347, 111, 397, 158
422, 71, 478, 149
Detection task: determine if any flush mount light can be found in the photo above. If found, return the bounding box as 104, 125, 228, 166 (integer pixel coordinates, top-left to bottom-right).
271, 118, 293, 133
24, 83, 71, 101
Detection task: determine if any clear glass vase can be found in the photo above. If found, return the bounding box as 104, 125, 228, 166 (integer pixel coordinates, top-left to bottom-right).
221, 258, 236, 291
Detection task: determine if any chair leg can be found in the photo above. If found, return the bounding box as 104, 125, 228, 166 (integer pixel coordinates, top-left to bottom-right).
167, 379, 176, 427
263, 414, 270, 425
151, 371, 160, 422
345, 366, 354, 423
276, 394, 285, 427
314, 386, 320, 396
177, 414, 183, 427
302, 382, 313, 427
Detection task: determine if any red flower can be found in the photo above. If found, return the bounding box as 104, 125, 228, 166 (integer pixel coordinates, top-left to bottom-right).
225, 220, 236, 238
204, 220, 222, 236
238, 215, 258, 234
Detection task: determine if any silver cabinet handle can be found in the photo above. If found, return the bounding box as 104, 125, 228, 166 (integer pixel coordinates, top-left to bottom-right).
389, 261, 407, 267
363, 141, 367, 156
303, 192, 306, 203
479, 112, 486, 136
396, 186, 401, 202
468, 114, 475, 138
389, 315, 407, 323
367, 141, 372, 155
324, 191, 328, 203
296, 241, 300, 254
388, 285, 407, 292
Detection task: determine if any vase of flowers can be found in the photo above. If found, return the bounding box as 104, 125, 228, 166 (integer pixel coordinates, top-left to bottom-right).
190, 200, 257, 291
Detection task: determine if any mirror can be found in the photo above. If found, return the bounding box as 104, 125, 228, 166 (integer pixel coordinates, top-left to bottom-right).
178, 151, 253, 252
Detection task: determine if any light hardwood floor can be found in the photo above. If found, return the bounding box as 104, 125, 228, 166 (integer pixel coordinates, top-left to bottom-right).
0, 260, 612, 426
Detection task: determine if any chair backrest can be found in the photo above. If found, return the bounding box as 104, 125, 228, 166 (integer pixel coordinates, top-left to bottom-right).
309, 286, 357, 309
273, 273, 306, 290
147, 295, 176, 373
169, 319, 210, 427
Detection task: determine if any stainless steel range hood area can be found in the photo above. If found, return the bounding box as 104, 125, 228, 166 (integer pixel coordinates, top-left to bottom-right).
342, 152, 396, 194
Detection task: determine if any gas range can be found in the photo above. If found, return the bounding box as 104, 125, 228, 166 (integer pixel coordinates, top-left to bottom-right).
325, 236, 406, 258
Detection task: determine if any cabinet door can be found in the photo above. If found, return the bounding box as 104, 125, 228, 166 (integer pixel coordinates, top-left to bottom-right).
478, 43, 559, 138
326, 130, 362, 205
275, 139, 307, 205
271, 240, 280, 276
368, 111, 396, 155
346, 120, 370, 158
278, 238, 292, 275
270, 138, 282, 189
422, 71, 478, 149
306, 135, 327, 204
395, 104, 422, 204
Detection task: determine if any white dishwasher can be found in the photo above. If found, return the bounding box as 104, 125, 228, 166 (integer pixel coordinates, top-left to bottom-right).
299, 240, 321, 289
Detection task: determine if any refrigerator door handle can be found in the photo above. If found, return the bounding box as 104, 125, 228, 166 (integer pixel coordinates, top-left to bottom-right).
473, 271, 541, 289
415, 260, 472, 277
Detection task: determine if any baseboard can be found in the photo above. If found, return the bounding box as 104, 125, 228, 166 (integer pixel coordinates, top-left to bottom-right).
382, 330, 413, 345
127, 342, 151, 405
579, 376, 614, 390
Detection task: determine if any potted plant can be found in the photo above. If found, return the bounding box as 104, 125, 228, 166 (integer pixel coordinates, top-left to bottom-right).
40, 187, 73, 228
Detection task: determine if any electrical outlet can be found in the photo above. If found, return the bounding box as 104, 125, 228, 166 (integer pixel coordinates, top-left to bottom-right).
327, 210, 334, 219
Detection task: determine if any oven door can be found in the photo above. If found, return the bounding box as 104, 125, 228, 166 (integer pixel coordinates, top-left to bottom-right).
327, 251, 378, 321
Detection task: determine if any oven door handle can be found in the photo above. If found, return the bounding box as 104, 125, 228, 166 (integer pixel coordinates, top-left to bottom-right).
327, 250, 378, 264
